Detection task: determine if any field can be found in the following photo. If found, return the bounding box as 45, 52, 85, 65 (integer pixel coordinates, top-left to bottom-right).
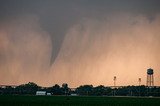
0, 95, 160, 106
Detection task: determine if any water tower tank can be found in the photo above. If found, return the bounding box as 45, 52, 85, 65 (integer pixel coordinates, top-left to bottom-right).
146, 68, 154, 87
147, 68, 153, 75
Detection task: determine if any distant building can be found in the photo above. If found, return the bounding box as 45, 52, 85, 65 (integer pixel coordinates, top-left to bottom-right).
47, 93, 51, 95
36, 91, 46, 95
70, 93, 78, 96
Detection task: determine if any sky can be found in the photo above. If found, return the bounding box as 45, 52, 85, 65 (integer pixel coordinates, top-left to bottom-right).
0, 0, 160, 87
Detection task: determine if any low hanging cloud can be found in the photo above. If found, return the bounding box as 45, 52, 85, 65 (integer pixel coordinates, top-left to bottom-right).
0, 15, 52, 85
49, 13, 160, 87
0, 13, 160, 87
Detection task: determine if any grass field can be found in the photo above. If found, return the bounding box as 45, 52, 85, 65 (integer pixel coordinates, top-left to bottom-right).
0, 95, 160, 106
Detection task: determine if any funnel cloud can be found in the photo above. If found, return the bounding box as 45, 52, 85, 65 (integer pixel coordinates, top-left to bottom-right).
0, 0, 160, 87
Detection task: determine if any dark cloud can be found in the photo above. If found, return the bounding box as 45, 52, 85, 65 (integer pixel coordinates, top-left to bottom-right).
1, 0, 160, 65
0, 0, 160, 86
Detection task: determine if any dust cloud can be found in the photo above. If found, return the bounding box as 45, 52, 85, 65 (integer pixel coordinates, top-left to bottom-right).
49, 13, 160, 87
0, 15, 52, 85
0, 13, 160, 87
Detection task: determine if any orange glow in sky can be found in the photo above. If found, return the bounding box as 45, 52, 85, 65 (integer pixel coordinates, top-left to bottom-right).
0, 1, 160, 87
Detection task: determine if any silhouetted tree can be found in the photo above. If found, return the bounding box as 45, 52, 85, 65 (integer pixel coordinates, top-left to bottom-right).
15, 82, 40, 95
62, 83, 70, 95
92, 85, 105, 96
1, 82, 160, 96
47, 84, 62, 95
3, 86, 14, 94
76, 85, 93, 95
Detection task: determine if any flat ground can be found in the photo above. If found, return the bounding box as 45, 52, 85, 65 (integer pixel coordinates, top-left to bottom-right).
0, 95, 160, 106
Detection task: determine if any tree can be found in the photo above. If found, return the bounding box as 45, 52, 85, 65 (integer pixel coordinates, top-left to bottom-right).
92, 85, 112, 96
76, 85, 93, 95
15, 82, 40, 95
47, 84, 62, 95
3, 86, 14, 94
62, 83, 70, 95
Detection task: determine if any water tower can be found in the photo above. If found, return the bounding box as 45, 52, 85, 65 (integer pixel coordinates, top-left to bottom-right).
146, 68, 154, 87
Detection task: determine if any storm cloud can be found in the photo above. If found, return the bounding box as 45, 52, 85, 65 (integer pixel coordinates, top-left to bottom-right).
0, 0, 160, 87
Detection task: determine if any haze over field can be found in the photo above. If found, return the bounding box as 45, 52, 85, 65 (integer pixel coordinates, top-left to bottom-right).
0, 0, 160, 87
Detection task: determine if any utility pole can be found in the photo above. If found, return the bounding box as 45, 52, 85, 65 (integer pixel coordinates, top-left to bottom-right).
138, 78, 141, 96
113, 76, 116, 96
114, 76, 116, 87
138, 78, 141, 86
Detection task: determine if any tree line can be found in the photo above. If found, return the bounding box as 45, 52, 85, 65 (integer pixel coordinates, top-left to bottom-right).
0, 82, 160, 97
